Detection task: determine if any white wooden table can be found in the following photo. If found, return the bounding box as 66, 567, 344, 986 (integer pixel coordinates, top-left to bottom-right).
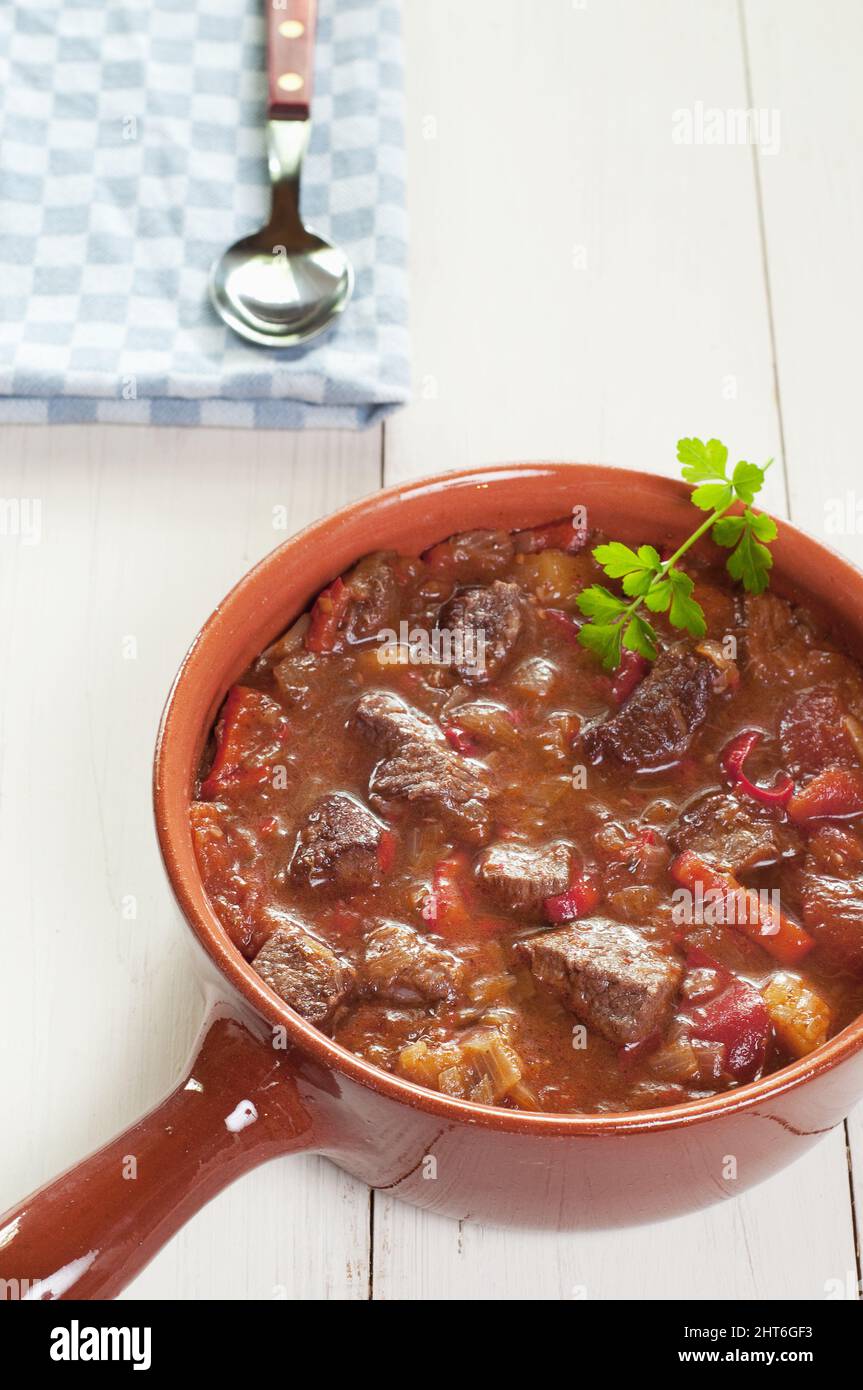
2, 0, 862, 1300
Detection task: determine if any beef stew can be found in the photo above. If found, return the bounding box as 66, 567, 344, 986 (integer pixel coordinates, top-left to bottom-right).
191, 522, 863, 1113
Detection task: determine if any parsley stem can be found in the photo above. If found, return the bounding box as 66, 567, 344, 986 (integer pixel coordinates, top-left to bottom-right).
613, 499, 735, 631
657, 501, 734, 577
580, 443, 777, 668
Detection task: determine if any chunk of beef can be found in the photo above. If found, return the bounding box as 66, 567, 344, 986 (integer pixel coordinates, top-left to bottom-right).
671, 791, 801, 875
253, 920, 356, 1025
806, 824, 863, 874
438, 580, 524, 684
273, 648, 323, 709
583, 645, 714, 769
424, 529, 515, 578
290, 793, 384, 891
355, 690, 493, 842
342, 551, 400, 643
362, 921, 466, 1005
799, 866, 863, 972
516, 918, 682, 1045
476, 840, 572, 915
780, 687, 858, 777
743, 593, 813, 686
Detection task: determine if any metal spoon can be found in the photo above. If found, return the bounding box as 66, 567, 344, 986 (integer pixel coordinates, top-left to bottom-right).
210, 1, 353, 348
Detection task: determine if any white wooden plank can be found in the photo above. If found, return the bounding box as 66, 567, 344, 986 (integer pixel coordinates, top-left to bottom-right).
376, 0, 855, 1299
742, 0, 863, 1282
0, 422, 379, 1300
373, 1133, 855, 1301
742, 0, 863, 565
845, 1100, 863, 1301
387, 0, 783, 494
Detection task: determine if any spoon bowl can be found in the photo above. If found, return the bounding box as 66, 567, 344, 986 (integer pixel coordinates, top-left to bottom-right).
210, 222, 353, 348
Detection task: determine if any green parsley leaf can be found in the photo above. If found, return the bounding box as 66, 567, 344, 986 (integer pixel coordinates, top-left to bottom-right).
691, 480, 734, 512
622, 567, 658, 598
592, 541, 647, 578
578, 620, 623, 670
711, 514, 746, 548
677, 437, 729, 483
643, 578, 672, 613
731, 460, 765, 504
726, 524, 773, 594
747, 510, 778, 543
622, 614, 658, 661
635, 544, 663, 571
667, 570, 707, 637
576, 584, 627, 623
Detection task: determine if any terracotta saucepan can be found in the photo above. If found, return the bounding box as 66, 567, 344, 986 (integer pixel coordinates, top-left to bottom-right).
3, 463, 863, 1300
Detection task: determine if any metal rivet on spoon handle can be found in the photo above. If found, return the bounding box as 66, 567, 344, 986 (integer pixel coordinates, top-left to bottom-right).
209, 0, 353, 347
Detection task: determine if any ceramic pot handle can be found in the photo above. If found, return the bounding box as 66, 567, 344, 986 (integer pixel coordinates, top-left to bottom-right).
0, 1010, 314, 1300
267, 0, 317, 121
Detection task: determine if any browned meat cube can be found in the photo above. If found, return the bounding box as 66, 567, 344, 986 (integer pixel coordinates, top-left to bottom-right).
583, 646, 714, 769
355, 689, 494, 842
743, 593, 814, 686
671, 791, 801, 875
363, 922, 466, 1005
424, 529, 515, 578
799, 866, 863, 972
290, 793, 384, 891
439, 580, 524, 684
253, 921, 356, 1026
476, 840, 572, 915
780, 687, 858, 776
516, 918, 682, 1045
342, 551, 400, 643
806, 824, 863, 874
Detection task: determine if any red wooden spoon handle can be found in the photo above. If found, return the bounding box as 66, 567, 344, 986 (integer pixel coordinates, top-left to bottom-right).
267, 0, 317, 121
0, 1011, 314, 1299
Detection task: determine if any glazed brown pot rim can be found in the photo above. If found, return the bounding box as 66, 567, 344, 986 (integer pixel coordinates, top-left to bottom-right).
153, 461, 863, 1138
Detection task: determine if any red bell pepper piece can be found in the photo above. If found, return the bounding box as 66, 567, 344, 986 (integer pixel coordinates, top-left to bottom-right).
670, 851, 815, 965
720, 728, 795, 808
190, 801, 269, 957
422, 854, 473, 936
200, 686, 288, 799
579, 645, 649, 705
543, 869, 601, 924
377, 829, 397, 874
610, 650, 651, 705
685, 948, 769, 1083
787, 767, 863, 825
542, 607, 582, 643
305, 576, 351, 653
444, 724, 479, 756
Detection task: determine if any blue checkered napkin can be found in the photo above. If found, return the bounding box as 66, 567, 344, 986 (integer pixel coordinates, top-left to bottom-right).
0, 0, 409, 429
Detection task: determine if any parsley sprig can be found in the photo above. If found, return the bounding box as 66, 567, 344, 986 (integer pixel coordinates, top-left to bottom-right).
576, 437, 777, 669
